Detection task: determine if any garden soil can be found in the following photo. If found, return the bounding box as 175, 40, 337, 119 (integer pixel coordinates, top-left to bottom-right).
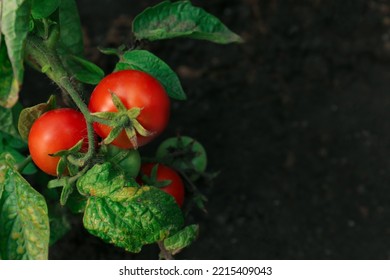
22, 0, 390, 259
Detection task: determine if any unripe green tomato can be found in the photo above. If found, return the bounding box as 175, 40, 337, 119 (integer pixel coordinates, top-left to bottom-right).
105, 145, 141, 179
156, 136, 207, 180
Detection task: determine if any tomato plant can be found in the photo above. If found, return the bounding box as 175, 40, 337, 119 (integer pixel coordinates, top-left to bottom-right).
139, 163, 185, 207
0, 0, 242, 260
89, 70, 170, 149
28, 108, 89, 176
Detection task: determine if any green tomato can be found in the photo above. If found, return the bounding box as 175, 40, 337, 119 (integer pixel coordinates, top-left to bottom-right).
156, 136, 207, 180
105, 145, 141, 179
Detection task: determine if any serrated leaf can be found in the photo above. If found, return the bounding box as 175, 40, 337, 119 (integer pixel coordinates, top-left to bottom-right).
17, 95, 56, 141
164, 224, 199, 255
1, 0, 31, 108
115, 50, 186, 100
79, 163, 184, 253
58, 0, 83, 55
31, 0, 60, 19
0, 153, 50, 260
133, 1, 243, 44
83, 186, 184, 253
64, 55, 104, 85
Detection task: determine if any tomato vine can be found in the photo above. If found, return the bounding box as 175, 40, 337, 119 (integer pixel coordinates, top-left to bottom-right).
0, 0, 242, 260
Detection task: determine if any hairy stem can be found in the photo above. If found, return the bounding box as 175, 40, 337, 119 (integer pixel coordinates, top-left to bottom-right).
25, 34, 96, 166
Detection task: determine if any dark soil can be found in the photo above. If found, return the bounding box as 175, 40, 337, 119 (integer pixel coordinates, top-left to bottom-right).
23, 0, 390, 259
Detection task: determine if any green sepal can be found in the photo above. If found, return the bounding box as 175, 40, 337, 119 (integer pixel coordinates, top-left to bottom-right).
47, 178, 67, 189
98, 45, 125, 56
141, 164, 172, 188
193, 193, 208, 213
103, 125, 123, 145
132, 118, 153, 137
56, 157, 67, 176
110, 91, 127, 111
59, 179, 73, 206
91, 111, 117, 120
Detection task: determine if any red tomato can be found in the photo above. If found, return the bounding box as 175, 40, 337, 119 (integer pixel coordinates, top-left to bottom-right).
140, 163, 185, 207
28, 108, 89, 176
88, 70, 170, 149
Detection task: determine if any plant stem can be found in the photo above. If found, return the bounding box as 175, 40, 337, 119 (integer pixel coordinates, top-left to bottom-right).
15, 155, 32, 173
157, 241, 174, 260
25, 34, 96, 166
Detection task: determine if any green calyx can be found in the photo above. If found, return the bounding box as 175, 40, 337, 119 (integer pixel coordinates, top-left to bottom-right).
92, 92, 153, 148
141, 164, 172, 189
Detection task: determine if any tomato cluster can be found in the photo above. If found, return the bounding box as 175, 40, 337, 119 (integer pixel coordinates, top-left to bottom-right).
28, 69, 197, 207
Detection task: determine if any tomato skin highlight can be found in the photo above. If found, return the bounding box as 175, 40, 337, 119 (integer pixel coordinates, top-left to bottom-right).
140, 163, 185, 208
28, 108, 89, 176
88, 70, 170, 149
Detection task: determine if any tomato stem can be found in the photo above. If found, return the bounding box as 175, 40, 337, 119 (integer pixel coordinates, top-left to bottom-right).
157, 241, 174, 260
15, 155, 32, 173
25, 34, 96, 167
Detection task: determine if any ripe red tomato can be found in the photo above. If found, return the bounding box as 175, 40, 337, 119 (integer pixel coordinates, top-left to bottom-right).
28, 108, 89, 176
139, 163, 185, 207
88, 70, 170, 149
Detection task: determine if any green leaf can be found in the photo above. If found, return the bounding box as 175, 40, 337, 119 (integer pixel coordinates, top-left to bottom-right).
17, 95, 56, 141
58, 0, 83, 55
79, 163, 184, 253
0, 0, 31, 108
0, 105, 21, 139
132, 1, 243, 44
163, 224, 199, 255
31, 0, 60, 19
0, 36, 15, 108
63, 55, 104, 85
0, 153, 50, 259
77, 163, 128, 197
115, 50, 186, 100
84, 187, 184, 253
